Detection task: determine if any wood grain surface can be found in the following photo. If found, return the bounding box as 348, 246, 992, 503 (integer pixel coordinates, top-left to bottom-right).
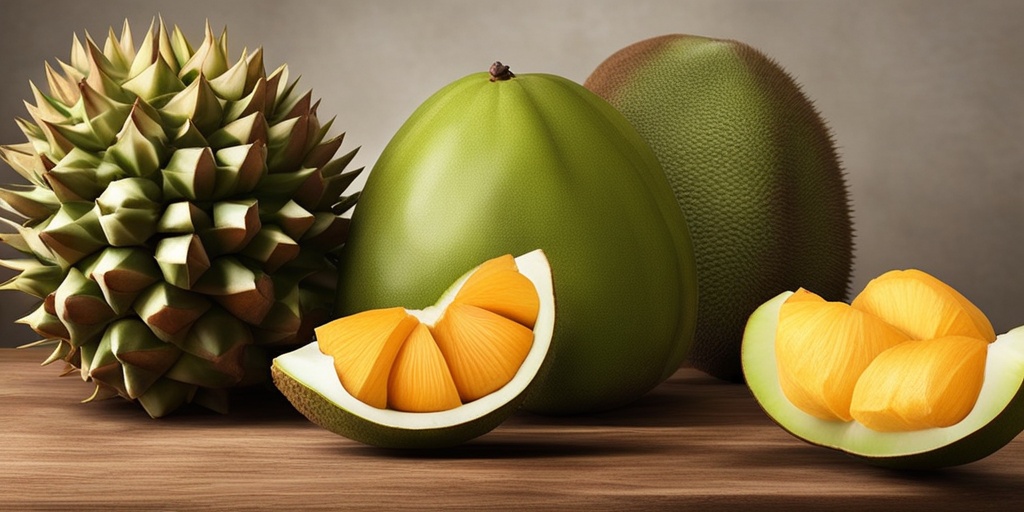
2, 347, 1024, 510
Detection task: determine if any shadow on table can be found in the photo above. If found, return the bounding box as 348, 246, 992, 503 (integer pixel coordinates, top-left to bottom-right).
724, 440, 1024, 501
505, 370, 765, 430
344, 434, 657, 460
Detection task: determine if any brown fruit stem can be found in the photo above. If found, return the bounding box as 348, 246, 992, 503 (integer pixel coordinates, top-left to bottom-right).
489, 62, 515, 82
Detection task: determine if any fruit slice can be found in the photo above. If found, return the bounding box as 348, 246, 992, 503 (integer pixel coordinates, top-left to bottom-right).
775, 291, 910, 421
271, 250, 554, 448
849, 336, 989, 432
431, 303, 535, 402
314, 308, 419, 409
743, 280, 1024, 469
852, 269, 996, 342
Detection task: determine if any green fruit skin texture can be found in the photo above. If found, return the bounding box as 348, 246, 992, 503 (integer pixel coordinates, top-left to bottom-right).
586, 35, 853, 382
336, 70, 698, 415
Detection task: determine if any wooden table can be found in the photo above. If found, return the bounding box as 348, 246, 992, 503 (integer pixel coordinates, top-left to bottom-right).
2, 348, 1023, 510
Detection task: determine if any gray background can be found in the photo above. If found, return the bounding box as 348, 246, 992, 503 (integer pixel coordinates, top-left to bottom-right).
0, 0, 1021, 349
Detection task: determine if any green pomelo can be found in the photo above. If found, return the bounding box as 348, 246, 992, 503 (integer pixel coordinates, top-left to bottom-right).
586, 35, 853, 382
272, 250, 556, 449
334, 64, 698, 415
742, 292, 1024, 469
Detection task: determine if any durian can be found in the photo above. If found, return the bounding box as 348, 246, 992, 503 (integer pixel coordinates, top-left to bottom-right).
0, 20, 361, 417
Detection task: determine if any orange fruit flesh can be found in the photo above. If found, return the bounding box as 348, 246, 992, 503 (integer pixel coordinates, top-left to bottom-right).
775, 269, 994, 432
775, 290, 910, 422
315, 255, 540, 412
387, 323, 461, 412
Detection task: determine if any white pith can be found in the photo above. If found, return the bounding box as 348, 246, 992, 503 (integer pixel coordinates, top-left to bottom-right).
743, 291, 1024, 456
273, 249, 555, 429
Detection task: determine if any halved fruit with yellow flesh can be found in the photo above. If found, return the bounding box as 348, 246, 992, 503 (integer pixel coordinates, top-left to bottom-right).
743, 269, 1024, 469
271, 250, 554, 448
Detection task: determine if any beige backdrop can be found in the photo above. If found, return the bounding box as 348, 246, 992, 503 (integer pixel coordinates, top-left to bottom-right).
0, 0, 1021, 349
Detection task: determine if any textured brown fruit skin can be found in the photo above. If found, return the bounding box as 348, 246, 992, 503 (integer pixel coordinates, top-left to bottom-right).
586, 34, 853, 381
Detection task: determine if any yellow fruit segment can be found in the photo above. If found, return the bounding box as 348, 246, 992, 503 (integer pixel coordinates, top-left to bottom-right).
315, 308, 419, 409
775, 295, 910, 421
785, 287, 828, 303
454, 255, 540, 329
776, 269, 996, 432
431, 303, 534, 402
315, 254, 539, 412
387, 323, 462, 413
850, 336, 988, 431
852, 269, 996, 342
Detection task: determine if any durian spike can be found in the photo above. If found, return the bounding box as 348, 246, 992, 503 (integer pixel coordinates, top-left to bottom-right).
55, 60, 86, 103
223, 76, 268, 123
331, 188, 361, 216
122, 56, 187, 102
106, 318, 181, 399
161, 74, 223, 134
27, 81, 69, 123
0, 184, 60, 219
14, 117, 48, 156
154, 233, 212, 289
103, 26, 131, 70
89, 248, 161, 314
95, 177, 162, 246
127, 19, 160, 79
83, 383, 121, 403
204, 199, 261, 255
178, 21, 227, 82
317, 166, 361, 211
244, 47, 266, 90
0, 258, 65, 298
208, 112, 269, 149
37, 339, 70, 367
157, 200, 212, 234
118, 19, 136, 62
172, 119, 210, 149
241, 225, 299, 273
266, 200, 315, 240
53, 267, 116, 347
213, 141, 267, 196
168, 23, 196, 69
162, 147, 216, 201
304, 127, 344, 170
300, 212, 350, 251
0, 216, 56, 262
192, 257, 275, 325
208, 48, 252, 101
85, 332, 129, 396
0, 143, 49, 187
105, 101, 165, 178
82, 36, 129, 100
266, 115, 309, 173
70, 33, 89, 73
38, 203, 107, 268
134, 281, 211, 344
155, 18, 182, 74
137, 377, 197, 418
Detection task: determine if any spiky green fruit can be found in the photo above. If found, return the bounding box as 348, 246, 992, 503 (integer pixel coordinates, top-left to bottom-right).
0, 20, 361, 417
585, 35, 854, 382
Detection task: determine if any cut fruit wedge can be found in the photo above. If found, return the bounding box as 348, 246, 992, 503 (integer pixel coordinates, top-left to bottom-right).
743, 279, 1024, 469
271, 249, 555, 448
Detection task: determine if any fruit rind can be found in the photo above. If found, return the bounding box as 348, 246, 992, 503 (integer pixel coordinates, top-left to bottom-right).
272, 249, 555, 448
743, 291, 1024, 469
